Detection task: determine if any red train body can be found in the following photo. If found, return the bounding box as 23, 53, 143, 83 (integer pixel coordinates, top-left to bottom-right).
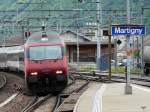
24, 31, 68, 93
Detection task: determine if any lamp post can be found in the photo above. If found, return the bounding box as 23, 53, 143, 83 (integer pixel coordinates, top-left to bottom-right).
75, 17, 80, 71
96, 0, 102, 71
141, 6, 144, 76
74, 8, 81, 71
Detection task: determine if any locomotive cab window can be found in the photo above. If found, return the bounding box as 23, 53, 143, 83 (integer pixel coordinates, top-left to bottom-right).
28, 45, 63, 60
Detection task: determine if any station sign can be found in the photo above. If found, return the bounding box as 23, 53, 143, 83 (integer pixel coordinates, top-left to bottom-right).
112, 25, 145, 36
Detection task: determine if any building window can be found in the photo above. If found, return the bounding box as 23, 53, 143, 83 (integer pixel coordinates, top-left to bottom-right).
72, 49, 96, 62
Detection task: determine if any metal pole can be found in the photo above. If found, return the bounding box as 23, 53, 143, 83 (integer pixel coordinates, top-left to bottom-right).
132, 36, 134, 68
112, 11, 117, 72
59, 0, 62, 33
125, 0, 132, 94
141, 7, 144, 76
127, 0, 131, 85
27, 19, 30, 37
76, 3, 80, 71
22, 26, 25, 43
108, 16, 112, 80
137, 37, 139, 67
127, 0, 130, 24
77, 28, 80, 71
2, 26, 5, 47
96, 22, 100, 70
115, 39, 117, 73
96, 0, 102, 71
59, 16, 62, 33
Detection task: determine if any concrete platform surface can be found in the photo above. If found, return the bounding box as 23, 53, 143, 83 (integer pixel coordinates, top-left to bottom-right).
73, 83, 150, 112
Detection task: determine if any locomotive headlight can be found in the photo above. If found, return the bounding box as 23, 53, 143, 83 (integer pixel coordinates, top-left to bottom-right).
30, 72, 38, 75
56, 70, 63, 74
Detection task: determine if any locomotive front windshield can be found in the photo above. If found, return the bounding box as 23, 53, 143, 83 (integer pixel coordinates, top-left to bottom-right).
28, 45, 62, 60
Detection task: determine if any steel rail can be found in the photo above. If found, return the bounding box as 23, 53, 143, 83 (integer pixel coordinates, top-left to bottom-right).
21, 94, 53, 112
0, 73, 7, 89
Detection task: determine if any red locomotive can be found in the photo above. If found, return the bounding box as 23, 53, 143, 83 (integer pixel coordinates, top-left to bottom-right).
24, 30, 68, 93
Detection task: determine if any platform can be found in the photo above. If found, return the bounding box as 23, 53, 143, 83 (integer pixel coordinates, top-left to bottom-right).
73, 83, 150, 112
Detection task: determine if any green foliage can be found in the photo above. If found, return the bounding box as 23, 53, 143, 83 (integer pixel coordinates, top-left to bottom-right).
80, 64, 96, 72
133, 50, 140, 58
0, 0, 149, 35
111, 66, 142, 75
111, 66, 125, 73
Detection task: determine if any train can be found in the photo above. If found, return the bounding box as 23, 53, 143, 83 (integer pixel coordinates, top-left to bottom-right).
0, 45, 24, 72
144, 45, 150, 75
0, 30, 68, 93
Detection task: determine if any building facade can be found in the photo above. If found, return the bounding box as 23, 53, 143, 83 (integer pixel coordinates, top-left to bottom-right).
60, 30, 116, 63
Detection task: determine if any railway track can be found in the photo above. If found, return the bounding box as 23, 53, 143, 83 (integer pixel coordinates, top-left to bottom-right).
70, 71, 150, 87
0, 72, 36, 112
2, 71, 149, 112
21, 95, 53, 112
20, 71, 149, 112
54, 79, 89, 112
0, 72, 77, 112
20, 75, 76, 112
26, 76, 88, 112
0, 73, 7, 89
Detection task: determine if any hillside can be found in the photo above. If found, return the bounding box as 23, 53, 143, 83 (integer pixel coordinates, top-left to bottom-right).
0, 0, 149, 35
